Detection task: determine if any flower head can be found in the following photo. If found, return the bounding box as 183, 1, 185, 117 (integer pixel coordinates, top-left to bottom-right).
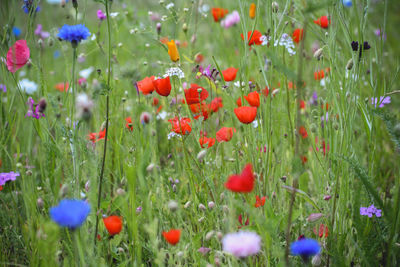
220, 11, 240, 28
234, 106, 257, 124
314, 16, 330, 29
371, 96, 390, 108
222, 67, 238, 82
0, 172, 20, 186
7, 40, 30, 73
360, 204, 382, 218
241, 30, 263, 46
222, 231, 261, 258
211, 7, 228, 22
225, 164, 255, 193
97, 9, 107, 20
167, 39, 179, 62
103, 215, 123, 236
216, 127, 236, 142
58, 24, 90, 44
50, 199, 90, 229
290, 238, 321, 257
26, 97, 46, 119
168, 117, 192, 135
162, 229, 181, 245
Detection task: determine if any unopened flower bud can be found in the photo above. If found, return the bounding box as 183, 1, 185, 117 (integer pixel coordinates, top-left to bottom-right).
37, 197, 44, 209
156, 22, 162, 35
307, 213, 323, 222
312, 254, 322, 266
208, 201, 215, 209
38, 98, 47, 114
116, 188, 125, 196
272, 2, 279, 13
346, 58, 354, 70
72, 0, 78, 9
314, 48, 323, 60
59, 184, 68, 198
205, 231, 214, 241
182, 23, 188, 33
197, 150, 207, 160
184, 201, 191, 209
146, 163, 155, 172
198, 203, 206, 210
216, 231, 223, 240
168, 200, 179, 211
26, 170, 32, 176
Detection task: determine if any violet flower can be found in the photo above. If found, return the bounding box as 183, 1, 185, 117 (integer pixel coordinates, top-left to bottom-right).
360, 204, 382, 218
26, 97, 46, 119
371, 96, 390, 108
97, 9, 106, 21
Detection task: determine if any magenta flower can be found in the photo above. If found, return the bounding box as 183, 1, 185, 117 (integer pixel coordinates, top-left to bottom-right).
222, 231, 261, 258
26, 97, 46, 119
371, 96, 390, 108
97, 9, 106, 20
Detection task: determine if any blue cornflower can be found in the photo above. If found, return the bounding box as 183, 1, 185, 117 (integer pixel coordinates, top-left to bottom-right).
290, 238, 321, 257
23, 0, 40, 14
58, 24, 90, 45
343, 0, 352, 7
12, 27, 22, 37
50, 199, 90, 229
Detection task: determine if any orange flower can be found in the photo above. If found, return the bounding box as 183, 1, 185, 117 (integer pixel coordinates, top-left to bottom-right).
137, 76, 155, 95
314, 16, 330, 29
211, 8, 228, 22
249, 3, 256, 19
241, 30, 263, 46
299, 100, 306, 110
244, 91, 260, 107
195, 53, 204, 63
314, 224, 329, 238
314, 70, 325, 80
210, 97, 223, 113
153, 76, 171, 96
292, 28, 303, 44
184, 84, 209, 105
162, 229, 181, 245
216, 127, 236, 142
199, 136, 216, 148
55, 82, 69, 92
262, 86, 269, 97
88, 128, 106, 143
125, 117, 133, 131
236, 97, 242, 107
168, 117, 192, 135
234, 106, 257, 124
167, 39, 179, 62
221, 67, 238, 82
254, 196, 266, 208
103, 216, 123, 236
299, 126, 308, 138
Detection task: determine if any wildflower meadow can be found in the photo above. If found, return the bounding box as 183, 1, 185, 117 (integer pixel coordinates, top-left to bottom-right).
1, 0, 400, 266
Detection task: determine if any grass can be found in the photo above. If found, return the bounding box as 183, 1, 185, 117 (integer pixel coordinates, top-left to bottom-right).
0, 0, 399, 266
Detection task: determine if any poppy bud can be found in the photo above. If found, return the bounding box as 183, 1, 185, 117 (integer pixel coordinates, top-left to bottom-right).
184, 201, 191, 209
208, 201, 215, 209
346, 58, 354, 70
198, 203, 206, 210
37, 197, 44, 209
72, 0, 78, 9
156, 23, 161, 35
146, 163, 155, 172
140, 112, 151, 124
314, 48, 323, 60
272, 2, 279, 12
205, 231, 214, 241
168, 200, 178, 211
307, 213, 323, 222
116, 188, 125, 195
182, 23, 188, 33
197, 150, 207, 160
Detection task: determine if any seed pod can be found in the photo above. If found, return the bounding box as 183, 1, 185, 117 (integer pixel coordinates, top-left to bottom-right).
346, 58, 354, 70
272, 2, 279, 13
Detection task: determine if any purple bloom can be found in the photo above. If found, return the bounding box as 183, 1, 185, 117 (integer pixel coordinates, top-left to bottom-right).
0, 171, 20, 186
374, 29, 386, 40
198, 65, 219, 81
0, 84, 6, 93
222, 231, 261, 258
26, 97, 46, 119
371, 96, 391, 108
97, 10, 107, 20
34, 24, 50, 39
360, 204, 382, 218
198, 247, 211, 255
220, 11, 240, 28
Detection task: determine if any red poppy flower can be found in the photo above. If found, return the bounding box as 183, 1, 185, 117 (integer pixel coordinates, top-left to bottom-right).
6, 40, 30, 73
299, 126, 308, 138
195, 53, 204, 63
168, 117, 192, 135
314, 16, 330, 29
184, 84, 209, 105
153, 76, 171, 96
234, 106, 257, 124
55, 82, 69, 92
221, 67, 238, 82
216, 127, 236, 142
244, 91, 260, 107
254, 196, 266, 208
313, 224, 329, 238
241, 30, 263, 46
103, 216, 123, 236
88, 128, 106, 143
292, 28, 304, 44
236, 97, 242, 107
210, 97, 223, 112
211, 8, 228, 22
225, 164, 255, 193
199, 136, 216, 148
314, 70, 325, 80
162, 229, 181, 245
137, 76, 155, 95
125, 117, 133, 131
299, 100, 306, 110
0, 185, 3, 191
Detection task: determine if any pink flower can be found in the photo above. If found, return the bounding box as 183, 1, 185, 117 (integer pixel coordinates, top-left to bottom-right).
220, 11, 240, 28
222, 231, 261, 258
97, 9, 106, 20
6, 40, 30, 73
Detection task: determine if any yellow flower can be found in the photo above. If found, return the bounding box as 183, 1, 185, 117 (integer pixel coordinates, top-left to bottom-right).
167, 39, 179, 62
249, 3, 256, 19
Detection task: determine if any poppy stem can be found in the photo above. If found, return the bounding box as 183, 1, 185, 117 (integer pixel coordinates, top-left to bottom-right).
94, 0, 112, 244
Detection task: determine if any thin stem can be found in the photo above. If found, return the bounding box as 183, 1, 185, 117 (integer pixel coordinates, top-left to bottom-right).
94, 0, 112, 244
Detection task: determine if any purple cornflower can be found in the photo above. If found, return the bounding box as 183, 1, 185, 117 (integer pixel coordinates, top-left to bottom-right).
371, 96, 391, 108
360, 204, 382, 218
220, 10, 240, 28
97, 10, 107, 21
0, 171, 20, 186
26, 97, 46, 119
0, 84, 6, 93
